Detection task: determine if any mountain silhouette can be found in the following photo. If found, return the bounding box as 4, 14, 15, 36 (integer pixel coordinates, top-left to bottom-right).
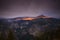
12, 15, 52, 21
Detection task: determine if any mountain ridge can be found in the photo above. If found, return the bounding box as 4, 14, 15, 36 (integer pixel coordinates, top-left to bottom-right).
12, 15, 52, 21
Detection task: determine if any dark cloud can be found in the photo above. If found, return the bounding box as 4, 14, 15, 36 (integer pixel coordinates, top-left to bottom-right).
0, 0, 60, 18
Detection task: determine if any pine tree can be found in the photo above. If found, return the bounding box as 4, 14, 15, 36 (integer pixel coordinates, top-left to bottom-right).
7, 30, 15, 40
0, 32, 5, 40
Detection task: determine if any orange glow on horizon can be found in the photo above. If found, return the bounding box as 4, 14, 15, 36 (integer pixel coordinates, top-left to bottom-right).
15, 15, 51, 20
22, 17, 35, 20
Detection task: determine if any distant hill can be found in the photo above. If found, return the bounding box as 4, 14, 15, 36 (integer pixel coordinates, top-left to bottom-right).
9, 15, 52, 21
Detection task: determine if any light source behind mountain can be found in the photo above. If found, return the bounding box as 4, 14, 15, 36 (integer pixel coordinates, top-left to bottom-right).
15, 15, 52, 20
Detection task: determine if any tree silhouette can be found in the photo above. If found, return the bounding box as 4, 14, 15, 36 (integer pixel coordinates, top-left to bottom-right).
0, 32, 5, 40
7, 30, 15, 40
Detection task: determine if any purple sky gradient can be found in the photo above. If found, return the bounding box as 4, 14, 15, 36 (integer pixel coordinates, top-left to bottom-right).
0, 0, 60, 18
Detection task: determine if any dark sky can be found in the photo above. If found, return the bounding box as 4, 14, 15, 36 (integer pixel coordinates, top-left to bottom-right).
0, 0, 60, 18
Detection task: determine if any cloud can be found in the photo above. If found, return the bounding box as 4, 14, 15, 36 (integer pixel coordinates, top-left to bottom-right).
0, 0, 60, 18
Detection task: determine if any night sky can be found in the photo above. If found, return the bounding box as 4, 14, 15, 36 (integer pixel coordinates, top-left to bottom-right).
0, 0, 60, 18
